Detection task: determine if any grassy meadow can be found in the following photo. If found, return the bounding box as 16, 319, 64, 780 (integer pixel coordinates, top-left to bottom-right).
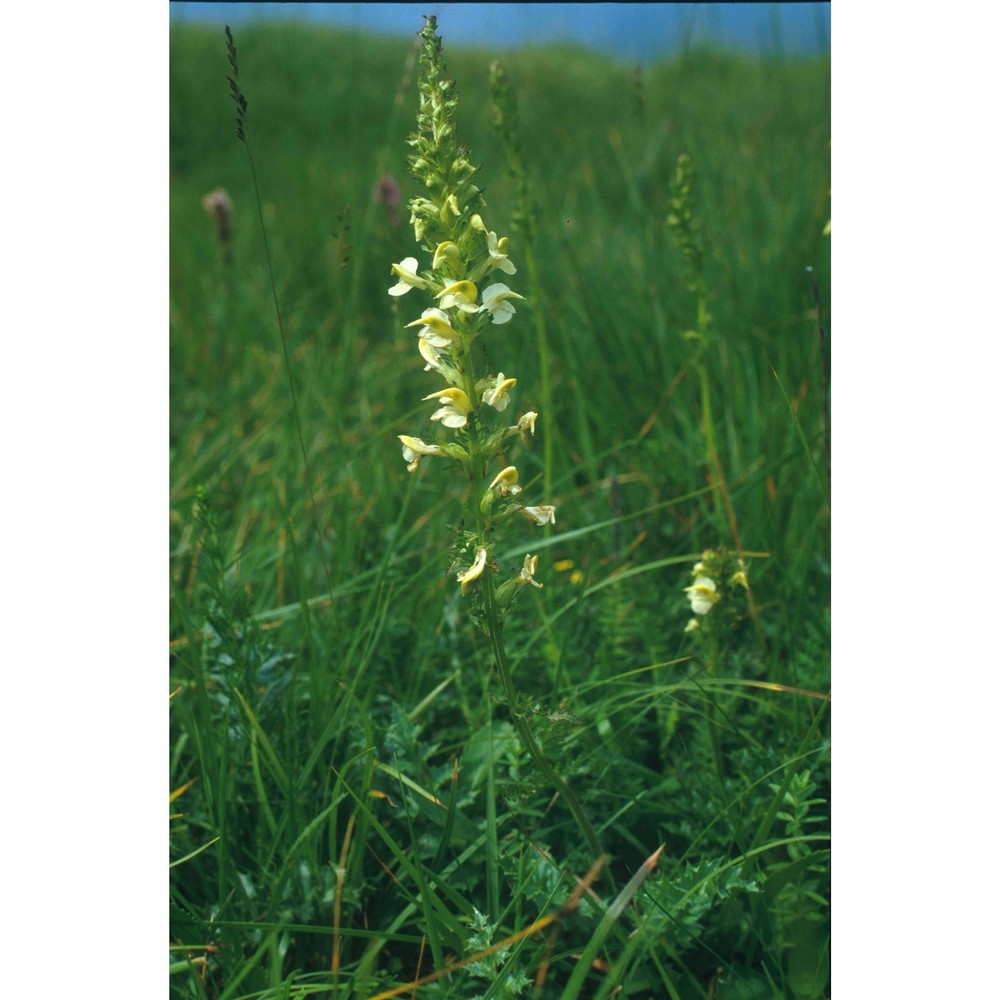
170, 16, 830, 999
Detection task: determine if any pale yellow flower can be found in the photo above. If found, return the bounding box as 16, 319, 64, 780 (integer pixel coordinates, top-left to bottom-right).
685, 576, 720, 615
406, 308, 459, 348
457, 546, 488, 594
519, 505, 556, 526
482, 373, 517, 411
518, 554, 543, 589
480, 283, 524, 325
388, 257, 427, 297
485, 231, 516, 275
684, 618, 700, 633
418, 336, 447, 373
508, 411, 537, 445
488, 466, 521, 496
399, 434, 442, 472
424, 387, 473, 428
441, 193, 462, 221
433, 240, 460, 272
436, 280, 480, 314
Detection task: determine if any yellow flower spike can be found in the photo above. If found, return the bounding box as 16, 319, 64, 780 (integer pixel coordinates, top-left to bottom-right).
436, 280, 480, 313
519, 505, 556, 526
482, 373, 517, 412
423, 387, 472, 428
684, 575, 720, 615
457, 546, 488, 594
488, 465, 521, 496
405, 308, 459, 347
433, 241, 460, 272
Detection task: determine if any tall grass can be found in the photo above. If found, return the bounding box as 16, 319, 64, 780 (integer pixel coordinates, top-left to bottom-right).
170, 19, 830, 999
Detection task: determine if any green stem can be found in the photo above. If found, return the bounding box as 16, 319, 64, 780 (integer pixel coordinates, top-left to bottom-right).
457, 354, 603, 863
522, 242, 553, 504
695, 292, 725, 533
481, 569, 604, 862
703, 634, 725, 782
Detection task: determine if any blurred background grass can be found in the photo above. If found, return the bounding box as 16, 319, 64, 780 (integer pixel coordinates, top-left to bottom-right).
170, 18, 830, 997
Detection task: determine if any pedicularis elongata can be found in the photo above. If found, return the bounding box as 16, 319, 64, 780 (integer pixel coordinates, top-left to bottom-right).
390, 17, 603, 863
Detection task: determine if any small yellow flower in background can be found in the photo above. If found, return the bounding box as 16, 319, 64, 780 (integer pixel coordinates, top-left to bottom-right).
399, 434, 443, 472
389, 257, 427, 296
406, 308, 459, 347
685, 575, 720, 615
480, 283, 524, 325
482, 373, 517, 411
488, 466, 521, 496
457, 546, 488, 594
519, 505, 556, 526
729, 560, 749, 590
518, 554, 543, 589
684, 618, 700, 633
436, 280, 480, 313
553, 559, 583, 585
433, 240, 461, 272
424, 387, 472, 428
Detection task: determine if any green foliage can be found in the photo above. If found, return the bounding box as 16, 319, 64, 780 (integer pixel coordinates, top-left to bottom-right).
170, 17, 830, 999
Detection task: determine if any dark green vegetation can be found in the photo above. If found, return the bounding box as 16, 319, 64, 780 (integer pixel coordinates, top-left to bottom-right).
170, 19, 830, 999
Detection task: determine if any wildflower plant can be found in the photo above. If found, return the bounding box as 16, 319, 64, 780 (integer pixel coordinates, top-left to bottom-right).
392, 17, 602, 861
682, 546, 751, 779
683, 547, 750, 641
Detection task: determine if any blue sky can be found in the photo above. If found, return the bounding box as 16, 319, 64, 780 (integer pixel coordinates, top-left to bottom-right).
169, 3, 831, 63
